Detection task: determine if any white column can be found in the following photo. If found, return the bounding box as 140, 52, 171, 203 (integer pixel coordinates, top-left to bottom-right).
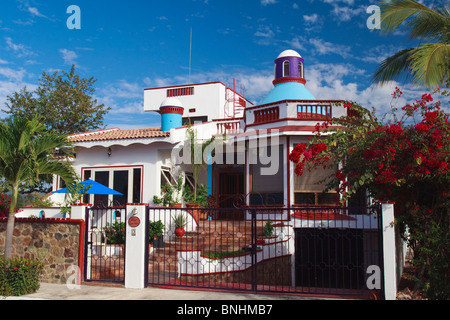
381, 203, 397, 300
125, 204, 147, 289
70, 203, 88, 220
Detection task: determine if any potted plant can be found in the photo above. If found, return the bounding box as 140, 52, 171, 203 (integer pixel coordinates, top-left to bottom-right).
174, 214, 187, 238
61, 182, 90, 218
185, 124, 215, 202
264, 220, 274, 237
148, 220, 165, 249
182, 184, 210, 222
104, 220, 126, 256
153, 175, 183, 208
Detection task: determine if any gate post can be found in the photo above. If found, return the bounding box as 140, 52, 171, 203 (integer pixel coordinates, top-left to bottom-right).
70, 203, 89, 220
381, 202, 397, 300
125, 204, 147, 289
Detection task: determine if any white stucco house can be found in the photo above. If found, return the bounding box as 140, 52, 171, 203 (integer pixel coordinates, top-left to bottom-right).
17, 49, 403, 299
49, 49, 349, 212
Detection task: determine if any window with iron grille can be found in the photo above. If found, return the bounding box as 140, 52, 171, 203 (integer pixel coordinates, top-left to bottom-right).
167, 87, 194, 97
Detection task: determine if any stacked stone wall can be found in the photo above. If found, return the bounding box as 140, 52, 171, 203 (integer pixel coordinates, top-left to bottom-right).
0, 218, 83, 284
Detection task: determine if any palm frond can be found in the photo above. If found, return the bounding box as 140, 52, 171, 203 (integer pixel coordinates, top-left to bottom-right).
373, 48, 415, 85
0, 115, 76, 189
410, 43, 450, 89
379, 0, 448, 40
407, 5, 450, 41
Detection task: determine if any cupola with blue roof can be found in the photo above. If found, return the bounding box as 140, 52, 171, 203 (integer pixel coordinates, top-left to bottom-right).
261, 50, 316, 104
159, 97, 184, 131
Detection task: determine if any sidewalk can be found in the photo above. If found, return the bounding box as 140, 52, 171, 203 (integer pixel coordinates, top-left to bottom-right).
2, 282, 338, 300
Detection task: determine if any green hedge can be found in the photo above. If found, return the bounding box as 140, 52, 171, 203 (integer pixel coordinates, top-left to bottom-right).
0, 258, 43, 296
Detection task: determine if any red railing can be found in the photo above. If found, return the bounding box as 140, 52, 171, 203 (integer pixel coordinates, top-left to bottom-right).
297, 104, 332, 119
254, 106, 279, 123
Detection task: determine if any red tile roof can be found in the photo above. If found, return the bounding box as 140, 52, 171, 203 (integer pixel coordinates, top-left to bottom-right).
69, 128, 169, 142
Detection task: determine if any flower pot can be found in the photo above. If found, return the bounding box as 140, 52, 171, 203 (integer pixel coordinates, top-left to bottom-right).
186, 204, 201, 224
175, 227, 186, 238
148, 244, 154, 256
154, 236, 164, 248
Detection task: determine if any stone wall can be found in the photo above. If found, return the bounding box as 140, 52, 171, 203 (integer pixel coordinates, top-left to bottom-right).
0, 218, 83, 284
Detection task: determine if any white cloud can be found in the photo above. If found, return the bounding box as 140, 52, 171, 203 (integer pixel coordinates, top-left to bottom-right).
303, 14, 320, 24
261, 0, 277, 5
310, 38, 350, 57
330, 5, 365, 22
5, 37, 35, 58
59, 49, 78, 65
303, 62, 429, 120
28, 7, 47, 18
254, 25, 275, 38
0, 67, 27, 82
302, 13, 323, 32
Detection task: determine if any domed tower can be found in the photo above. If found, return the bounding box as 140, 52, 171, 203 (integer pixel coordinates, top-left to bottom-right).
261, 50, 316, 104
159, 97, 184, 131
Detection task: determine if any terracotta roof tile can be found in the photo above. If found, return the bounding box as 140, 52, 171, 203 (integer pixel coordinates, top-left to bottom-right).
70, 128, 169, 142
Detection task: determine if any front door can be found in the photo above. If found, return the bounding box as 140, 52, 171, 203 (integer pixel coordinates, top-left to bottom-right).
217, 171, 244, 220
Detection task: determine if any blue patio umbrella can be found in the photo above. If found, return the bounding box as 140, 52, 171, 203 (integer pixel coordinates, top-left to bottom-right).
52, 179, 123, 195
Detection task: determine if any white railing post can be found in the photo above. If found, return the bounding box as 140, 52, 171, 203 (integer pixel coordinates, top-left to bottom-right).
381, 202, 397, 300
125, 204, 147, 289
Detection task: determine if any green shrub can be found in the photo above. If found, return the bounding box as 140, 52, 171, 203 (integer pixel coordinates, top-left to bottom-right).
0, 258, 43, 296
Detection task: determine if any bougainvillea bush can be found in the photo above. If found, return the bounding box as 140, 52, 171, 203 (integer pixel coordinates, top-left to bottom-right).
0, 194, 11, 218
289, 89, 449, 299
0, 258, 43, 296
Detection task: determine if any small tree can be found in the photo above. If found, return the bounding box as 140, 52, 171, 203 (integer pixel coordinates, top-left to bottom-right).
0, 116, 76, 259
3, 65, 110, 135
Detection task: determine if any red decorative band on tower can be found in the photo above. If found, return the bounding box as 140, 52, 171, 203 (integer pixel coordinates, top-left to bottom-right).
159, 106, 184, 115
273, 77, 306, 86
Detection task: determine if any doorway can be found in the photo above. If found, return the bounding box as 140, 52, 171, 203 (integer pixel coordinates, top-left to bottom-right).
217, 170, 244, 220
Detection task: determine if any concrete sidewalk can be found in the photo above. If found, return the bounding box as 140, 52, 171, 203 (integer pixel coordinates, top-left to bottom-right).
2, 282, 338, 300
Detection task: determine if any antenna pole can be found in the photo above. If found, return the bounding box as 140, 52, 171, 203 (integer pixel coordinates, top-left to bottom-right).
189, 27, 192, 83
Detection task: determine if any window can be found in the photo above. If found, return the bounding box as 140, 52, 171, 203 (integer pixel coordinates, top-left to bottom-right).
133, 168, 142, 203
94, 171, 109, 205
283, 61, 290, 77
250, 145, 284, 205
292, 146, 337, 205
161, 166, 175, 187
298, 62, 303, 78
81, 166, 142, 206
113, 171, 128, 205
185, 172, 195, 191
167, 87, 194, 97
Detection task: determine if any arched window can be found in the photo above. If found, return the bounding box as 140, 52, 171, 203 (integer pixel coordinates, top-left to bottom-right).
298, 62, 304, 78
274, 64, 277, 78
283, 61, 290, 77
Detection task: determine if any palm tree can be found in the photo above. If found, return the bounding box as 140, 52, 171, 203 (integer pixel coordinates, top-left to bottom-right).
374, 0, 449, 89
0, 116, 76, 259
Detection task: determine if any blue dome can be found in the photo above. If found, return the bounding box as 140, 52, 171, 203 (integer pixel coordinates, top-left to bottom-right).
261, 82, 316, 105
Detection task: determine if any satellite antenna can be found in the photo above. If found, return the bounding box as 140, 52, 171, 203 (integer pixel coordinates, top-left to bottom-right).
189, 27, 192, 83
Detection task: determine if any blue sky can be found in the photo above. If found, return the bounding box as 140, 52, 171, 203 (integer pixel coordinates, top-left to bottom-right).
0, 0, 446, 129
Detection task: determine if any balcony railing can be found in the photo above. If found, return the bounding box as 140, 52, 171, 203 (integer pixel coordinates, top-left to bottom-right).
254, 106, 280, 124
297, 104, 332, 119
214, 118, 242, 135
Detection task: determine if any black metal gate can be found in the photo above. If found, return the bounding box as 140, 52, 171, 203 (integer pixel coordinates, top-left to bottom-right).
146, 206, 384, 299
84, 205, 127, 283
